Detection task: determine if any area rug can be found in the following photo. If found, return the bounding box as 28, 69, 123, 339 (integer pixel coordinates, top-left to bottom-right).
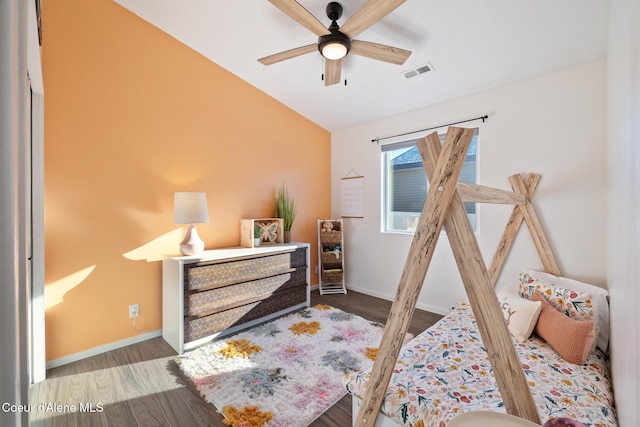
176, 304, 387, 427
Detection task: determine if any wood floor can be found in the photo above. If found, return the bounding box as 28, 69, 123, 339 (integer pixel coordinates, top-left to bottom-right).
29, 290, 442, 427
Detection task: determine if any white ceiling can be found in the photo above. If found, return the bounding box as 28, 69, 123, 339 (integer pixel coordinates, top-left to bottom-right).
113, 0, 610, 132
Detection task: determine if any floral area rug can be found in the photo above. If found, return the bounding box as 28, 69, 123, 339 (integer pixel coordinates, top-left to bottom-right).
176, 304, 386, 427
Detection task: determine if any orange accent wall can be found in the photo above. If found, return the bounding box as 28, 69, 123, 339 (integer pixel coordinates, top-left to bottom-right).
42, 0, 330, 361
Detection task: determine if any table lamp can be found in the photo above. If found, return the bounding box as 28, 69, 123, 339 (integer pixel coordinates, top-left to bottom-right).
174, 192, 209, 256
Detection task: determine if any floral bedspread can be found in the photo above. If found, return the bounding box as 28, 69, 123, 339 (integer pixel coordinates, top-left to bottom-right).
344, 302, 617, 427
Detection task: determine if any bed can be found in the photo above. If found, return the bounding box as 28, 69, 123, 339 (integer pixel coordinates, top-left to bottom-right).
344, 270, 618, 427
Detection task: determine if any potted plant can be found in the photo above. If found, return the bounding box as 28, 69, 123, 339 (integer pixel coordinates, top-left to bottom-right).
274, 182, 296, 243
253, 224, 263, 247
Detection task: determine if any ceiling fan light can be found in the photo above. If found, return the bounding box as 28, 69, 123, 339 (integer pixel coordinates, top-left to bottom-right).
318, 30, 351, 61
322, 42, 348, 60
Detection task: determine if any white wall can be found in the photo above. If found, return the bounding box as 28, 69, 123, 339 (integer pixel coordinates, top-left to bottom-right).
607, 0, 640, 424
332, 60, 607, 314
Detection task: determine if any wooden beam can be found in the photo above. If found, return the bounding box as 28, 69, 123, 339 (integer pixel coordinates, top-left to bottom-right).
421, 139, 541, 424
355, 127, 475, 427
457, 182, 525, 205
509, 174, 561, 276
487, 173, 541, 285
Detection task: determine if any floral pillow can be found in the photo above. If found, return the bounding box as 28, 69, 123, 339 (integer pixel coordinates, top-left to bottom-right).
521, 269, 610, 352
519, 272, 597, 352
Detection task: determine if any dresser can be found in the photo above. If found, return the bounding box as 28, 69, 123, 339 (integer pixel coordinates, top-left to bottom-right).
162, 242, 310, 354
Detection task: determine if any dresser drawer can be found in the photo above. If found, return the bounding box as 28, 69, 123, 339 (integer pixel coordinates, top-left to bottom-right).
184, 252, 292, 291
184, 286, 307, 343
186, 271, 279, 316
185, 267, 307, 317
291, 247, 307, 268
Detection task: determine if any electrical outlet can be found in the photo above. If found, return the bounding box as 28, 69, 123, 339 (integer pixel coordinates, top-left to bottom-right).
129, 304, 139, 318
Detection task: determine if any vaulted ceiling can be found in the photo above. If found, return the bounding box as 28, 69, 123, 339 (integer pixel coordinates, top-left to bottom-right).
113, 0, 610, 132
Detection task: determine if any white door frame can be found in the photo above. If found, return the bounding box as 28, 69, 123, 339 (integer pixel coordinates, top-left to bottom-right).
1, 0, 31, 425
28, 0, 46, 384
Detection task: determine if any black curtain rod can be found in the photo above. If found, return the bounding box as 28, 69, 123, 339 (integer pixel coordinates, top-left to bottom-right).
371, 115, 489, 143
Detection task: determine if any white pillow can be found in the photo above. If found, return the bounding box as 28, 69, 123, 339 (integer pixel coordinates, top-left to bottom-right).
497, 289, 542, 342
521, 269, 610, 352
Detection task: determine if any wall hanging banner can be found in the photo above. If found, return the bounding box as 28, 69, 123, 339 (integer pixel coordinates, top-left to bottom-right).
341, 171, 364, 218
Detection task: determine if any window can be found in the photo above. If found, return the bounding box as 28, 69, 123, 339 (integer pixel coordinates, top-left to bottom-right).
382, 129, 478, 233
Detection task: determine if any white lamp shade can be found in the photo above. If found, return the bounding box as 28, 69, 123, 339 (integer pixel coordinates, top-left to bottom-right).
174, 192, 209, 224
322, 42, 347, 60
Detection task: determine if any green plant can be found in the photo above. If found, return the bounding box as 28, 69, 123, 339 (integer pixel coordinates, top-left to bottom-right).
254, 224, 263, 239
274, 183, 296, 231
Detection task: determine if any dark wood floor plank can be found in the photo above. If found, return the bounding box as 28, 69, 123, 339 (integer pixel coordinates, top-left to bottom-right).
93, 402, 138, 427
30, 289, 442, 426
310, 394, 352, 426
128, 394, 171, 426
157, 387, 222, 427
28, 409, 78, 427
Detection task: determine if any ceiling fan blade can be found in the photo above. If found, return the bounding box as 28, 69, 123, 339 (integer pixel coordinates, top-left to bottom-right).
340, 0, 406, 38
350, 40, 411, 65
324, 59, 341, 86
258, 44, 317, 65
268, 0, 330, 37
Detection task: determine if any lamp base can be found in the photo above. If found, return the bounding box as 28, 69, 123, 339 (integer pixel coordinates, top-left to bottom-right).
180, 224, 205, 256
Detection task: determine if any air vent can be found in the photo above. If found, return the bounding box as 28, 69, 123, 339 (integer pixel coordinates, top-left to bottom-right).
402, 62, 434, 79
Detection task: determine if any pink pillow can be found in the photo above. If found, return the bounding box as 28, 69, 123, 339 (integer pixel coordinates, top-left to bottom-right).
532, 293, 595, 365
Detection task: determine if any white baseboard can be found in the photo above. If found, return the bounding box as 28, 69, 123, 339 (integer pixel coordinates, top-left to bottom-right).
46, 329, 162, 370
345, 284, 449, 316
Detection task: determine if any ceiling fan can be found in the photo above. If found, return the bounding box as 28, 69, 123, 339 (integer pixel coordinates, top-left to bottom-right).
258, 0, 412, 86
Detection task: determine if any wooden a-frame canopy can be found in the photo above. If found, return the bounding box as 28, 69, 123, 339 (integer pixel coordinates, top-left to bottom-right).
356, 127, 561, 426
